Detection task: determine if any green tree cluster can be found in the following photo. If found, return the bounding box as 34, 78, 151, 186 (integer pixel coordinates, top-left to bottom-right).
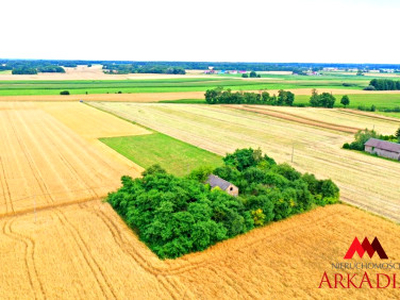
309, 89, 336, 108
12, 68, 38, 75
249, 71, 261, 78
38, 65, 65, 73
107, 148, 339, 259
343, 128, 399, 150
370, 79, 400, 90
205, 87, 294, 106
102, 64, 186, 75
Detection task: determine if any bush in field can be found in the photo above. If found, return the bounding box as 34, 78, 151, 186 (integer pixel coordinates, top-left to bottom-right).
340, 95, 350, 107
60, 90, 70, 95
107, 148, 340, 259
363, 85, 376, 91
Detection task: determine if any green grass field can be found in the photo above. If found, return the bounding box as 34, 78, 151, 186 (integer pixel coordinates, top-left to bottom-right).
295, 93, 400, 109
2, 73, 400, 110
376, 111, 400, 119
0, 74, 371, 96
99, 133, 222, 176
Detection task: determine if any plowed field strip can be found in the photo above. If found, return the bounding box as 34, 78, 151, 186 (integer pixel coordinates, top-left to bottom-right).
245, 105, 362, 131
229, 105, 360, 133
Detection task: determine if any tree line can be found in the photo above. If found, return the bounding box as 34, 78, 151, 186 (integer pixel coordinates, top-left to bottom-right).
204, 87, 350, 108
107, 148, 339, 259
102, 64, 186, 75
3, 59, 400, 73
369, 79, 400, 90
205, 87, 295, 105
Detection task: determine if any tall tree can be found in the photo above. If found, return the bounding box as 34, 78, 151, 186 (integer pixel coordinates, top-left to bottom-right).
340, 95, 350, 108
309, 89, 320, 107
396, 127, 400, 142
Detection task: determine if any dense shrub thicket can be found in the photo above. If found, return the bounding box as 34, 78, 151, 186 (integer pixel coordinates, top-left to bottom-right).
107, 148, 339, 259
369, 79, 400, 91
204, 87, 295, 105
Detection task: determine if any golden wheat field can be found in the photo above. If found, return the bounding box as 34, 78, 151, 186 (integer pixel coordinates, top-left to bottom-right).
1, 101, 399, 299
0, 102, 145, 217
0, 201, 399, 299
91, 103, 400, 223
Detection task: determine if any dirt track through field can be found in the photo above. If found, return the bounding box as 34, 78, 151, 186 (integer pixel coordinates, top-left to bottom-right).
0, 201, 399, 299
91, 103, 400, 223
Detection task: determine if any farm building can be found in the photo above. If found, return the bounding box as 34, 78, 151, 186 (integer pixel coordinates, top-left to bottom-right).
206, 174, 239, 196
364, 138, 400, 161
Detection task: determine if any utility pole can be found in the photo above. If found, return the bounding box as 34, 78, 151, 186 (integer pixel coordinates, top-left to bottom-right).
291, 144, 295, 163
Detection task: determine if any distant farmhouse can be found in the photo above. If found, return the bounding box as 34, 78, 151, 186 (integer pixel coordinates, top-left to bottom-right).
206, 175, 239, 197
364, 138, 400, 161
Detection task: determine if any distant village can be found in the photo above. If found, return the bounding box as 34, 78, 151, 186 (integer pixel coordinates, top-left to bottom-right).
204, 66, 398, 76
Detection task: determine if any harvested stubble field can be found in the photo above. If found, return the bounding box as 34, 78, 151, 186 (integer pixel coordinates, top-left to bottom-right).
0, 102, 145, 216
91, 103, 400, 223
0, 201, 399, 299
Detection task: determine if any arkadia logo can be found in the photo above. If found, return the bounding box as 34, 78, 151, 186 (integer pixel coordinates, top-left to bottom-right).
344, 237, 388, 259
318, 237, 400, 289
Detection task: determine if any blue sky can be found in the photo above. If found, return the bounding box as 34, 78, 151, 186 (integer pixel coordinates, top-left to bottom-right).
1, 0, 399, 63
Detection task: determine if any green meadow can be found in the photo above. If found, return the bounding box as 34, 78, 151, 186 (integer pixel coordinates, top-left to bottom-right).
295, 93, 400, 109
99, 133, 222, 176
0, 74, 370, 96
2, 73, 400, 110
